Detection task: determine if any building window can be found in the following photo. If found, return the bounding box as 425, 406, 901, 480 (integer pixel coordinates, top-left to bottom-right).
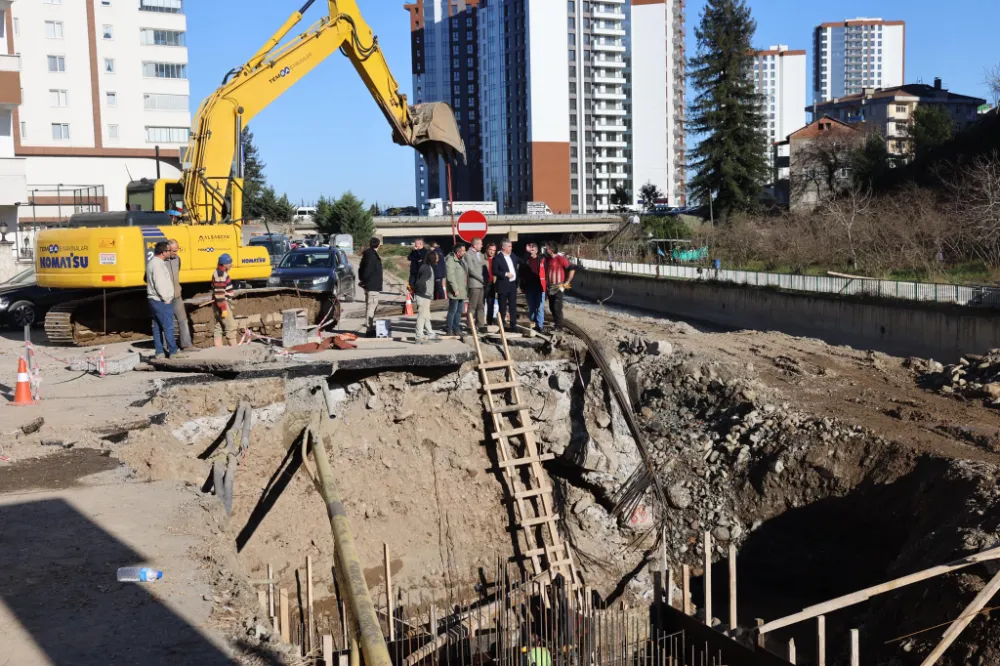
568, 1, 575, 12
143, 62, 187, 79
47, 56, 66, 73
105, 58, 115, 73
569, 33, 576, 46
102, 25, 113, 40
145, 126, 189, 143
108, 124, 119, 140
569, 49, 575, 61
44, 21, 64, 39
106, 91, 117, 106
142, 93, 188, 111
19, 121, 25, 138
51, 123, 70, 140
140, 28, 186, 46
568, 17, 574, 29
49, 89, 69, 107
101, 0, 112, 5
139, 0, 183, 13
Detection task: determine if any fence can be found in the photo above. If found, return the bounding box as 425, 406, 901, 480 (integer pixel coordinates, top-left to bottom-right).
572, 258, 1000, 310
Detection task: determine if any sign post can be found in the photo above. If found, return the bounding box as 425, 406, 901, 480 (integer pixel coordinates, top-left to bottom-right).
456, 210, 489, 244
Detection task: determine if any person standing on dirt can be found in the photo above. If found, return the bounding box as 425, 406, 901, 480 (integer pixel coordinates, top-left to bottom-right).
146, 241, 177, 360
484, 242, 498, 325
430, 240, 447, 300
413, 251, 439, 343
543, 243, 575, 331
211, 254, 238, 347
358, 237, 384, 330
165, 240, 196, 351
492, 239, 520, 330
445, 244, 469, 336
462, 237, 486, 332
407, 238, 428, 290
521, 243, 547, 333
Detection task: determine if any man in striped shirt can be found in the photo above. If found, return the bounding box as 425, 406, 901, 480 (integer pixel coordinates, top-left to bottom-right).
212, 254, 238, 347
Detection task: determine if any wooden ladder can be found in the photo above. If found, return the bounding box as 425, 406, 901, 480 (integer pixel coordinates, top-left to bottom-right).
467, 313, 581, 589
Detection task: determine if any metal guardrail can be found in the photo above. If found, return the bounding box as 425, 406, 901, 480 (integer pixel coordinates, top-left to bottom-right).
573, 258, 1000, 309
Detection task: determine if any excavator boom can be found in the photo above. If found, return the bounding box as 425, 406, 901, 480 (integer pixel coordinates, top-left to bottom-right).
184, 0, 465, 223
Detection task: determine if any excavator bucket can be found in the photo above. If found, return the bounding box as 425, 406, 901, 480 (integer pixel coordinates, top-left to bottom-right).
407, 102, 467, 164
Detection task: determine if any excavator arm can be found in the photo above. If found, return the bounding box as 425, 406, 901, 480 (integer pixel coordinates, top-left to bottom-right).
183, 0, 465, 223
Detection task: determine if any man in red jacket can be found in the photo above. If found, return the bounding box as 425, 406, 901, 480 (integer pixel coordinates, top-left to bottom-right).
543, 243, 575, 331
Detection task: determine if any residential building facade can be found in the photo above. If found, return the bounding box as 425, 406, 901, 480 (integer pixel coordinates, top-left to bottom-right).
0, 0, 25, 277
811, 80, 985, 159
787, 116, 863, 211
813, 18, 904, 105
405, 0, 484, 214
411, 0, 685, 215
12, 0, 189, 222
751, 44, 806, 182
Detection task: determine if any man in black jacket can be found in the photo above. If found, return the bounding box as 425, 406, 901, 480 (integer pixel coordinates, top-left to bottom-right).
491, 239, 521, 330
430, 240, 447, 299
358, 237, 383, 328
406, 238, 428, 290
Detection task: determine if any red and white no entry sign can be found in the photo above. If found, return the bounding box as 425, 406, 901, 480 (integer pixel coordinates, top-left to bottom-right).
457, 210, 489, 243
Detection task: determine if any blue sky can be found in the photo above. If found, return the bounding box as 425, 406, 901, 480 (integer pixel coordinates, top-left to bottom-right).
187, 0, 1000, 209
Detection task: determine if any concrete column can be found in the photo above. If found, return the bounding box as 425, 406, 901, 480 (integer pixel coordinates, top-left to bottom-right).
0, 241, 15, 282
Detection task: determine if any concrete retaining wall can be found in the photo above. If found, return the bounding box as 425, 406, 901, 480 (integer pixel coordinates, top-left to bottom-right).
573, 269, 1000, 361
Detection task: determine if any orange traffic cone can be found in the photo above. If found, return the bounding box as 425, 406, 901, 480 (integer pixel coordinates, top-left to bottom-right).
403, 291, 415, 316
11, 357, 35, 406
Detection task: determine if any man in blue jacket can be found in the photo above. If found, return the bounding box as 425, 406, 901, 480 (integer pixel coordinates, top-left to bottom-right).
491, 239, 520, 330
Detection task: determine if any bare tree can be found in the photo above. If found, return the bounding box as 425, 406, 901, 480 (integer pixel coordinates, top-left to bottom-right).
985, 62, 1000, 108
790, 126, 865, 209
945, 152, 1000, 270
823, 185, 873, 271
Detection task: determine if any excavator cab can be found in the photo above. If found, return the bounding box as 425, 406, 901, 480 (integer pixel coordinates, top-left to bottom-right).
126, 179, 185, 214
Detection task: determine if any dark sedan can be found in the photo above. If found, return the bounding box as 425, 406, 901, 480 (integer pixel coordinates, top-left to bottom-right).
266, 247, 356, 301
0, 268, 101, 328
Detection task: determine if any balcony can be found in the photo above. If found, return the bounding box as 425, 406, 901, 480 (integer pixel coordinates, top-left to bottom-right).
593, 58, 626, 69
593, 106, 627, 117
594, 91, 626, 101
594, 75, 626, 85
593, 27, 626, 37
0, 158, 27, 204
593, 42, 626, 53
0, 55, 21, 108
593, 9, 625, 21
595, 139, 627, 148
595, 186, 611, 195
595, 121, 627, 131
595, 154, 628, 164
608, 171, 628, 180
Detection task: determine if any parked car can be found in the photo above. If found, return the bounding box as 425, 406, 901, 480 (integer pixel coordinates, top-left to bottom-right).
248, 233, 292, 261
0, 267, 101, 328
266, 247, 356, 301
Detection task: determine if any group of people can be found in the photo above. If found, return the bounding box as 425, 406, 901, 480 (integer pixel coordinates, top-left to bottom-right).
406, 237, 575, 343
146, 241, 237, 359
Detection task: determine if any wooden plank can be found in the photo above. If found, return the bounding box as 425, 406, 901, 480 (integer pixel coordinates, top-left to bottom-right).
520, 544, 567, 558
488, 403, 529, 415
484, 381, 519, 391
788, 638, 796, 664
850, 629, 859, 666
479, 360, 516, 370
704, 531, 713, 627
728, 543, 737, 631
491, 425, 538, 440
497, 453, 555, 468
756, 619, 766, 649
919, 568, 1000, 666
268, 563, 275, 620
758, 545, 1000, 634
520, 514, 559, 528
817, 615, 826, 666
323, 635, 335, 666
257, 589, 268, 613
384, 543, 394, 641
511, 486, 553, 500
682, 565, 692, 616
279, 588, 290, 642
306, 556, 315, 653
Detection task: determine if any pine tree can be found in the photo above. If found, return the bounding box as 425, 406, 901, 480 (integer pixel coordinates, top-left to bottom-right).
241, 127, 267, 219
639, 181, 664, 209
610, 184, 631, 211
325, 191, 374, 243
688, 0, 769, 219
314, 195, 334, 231
908, 106, 953, 160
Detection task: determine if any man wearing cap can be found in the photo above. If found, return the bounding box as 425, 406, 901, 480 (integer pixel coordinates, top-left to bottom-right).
212, 254, 238, 347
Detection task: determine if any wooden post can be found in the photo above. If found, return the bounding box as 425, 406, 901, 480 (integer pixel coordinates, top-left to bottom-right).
666, 567, 674, 609
728, 543, 737, 631
280, 588, 291, 642
817, 615, 826, 666
268, 563, 275, 625
703, 531, 713, 627
755, 619, 765, 649
257, 589, 267, 613
919, 568, 1000, 666
307, 555, 315, 653
787, 638, 797, 664
682, 565, 692, 615
384, 543, 394, 641
850, 629, 859, 666
653, 570, 664, 627
323, 634, 335, 666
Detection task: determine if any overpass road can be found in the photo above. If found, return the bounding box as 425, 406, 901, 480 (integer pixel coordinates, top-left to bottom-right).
373, 214, 623, 241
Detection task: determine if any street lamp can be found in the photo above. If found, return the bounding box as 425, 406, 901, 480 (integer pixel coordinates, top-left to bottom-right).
0, 219, 9, 243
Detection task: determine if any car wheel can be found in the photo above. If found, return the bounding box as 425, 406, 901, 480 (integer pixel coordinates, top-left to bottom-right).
9, 301, 36, 328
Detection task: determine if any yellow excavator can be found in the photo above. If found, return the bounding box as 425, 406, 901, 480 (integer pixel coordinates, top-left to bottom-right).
35, 0, 464, 345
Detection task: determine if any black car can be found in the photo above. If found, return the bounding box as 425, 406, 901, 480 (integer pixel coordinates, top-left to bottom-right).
0, 268, 101, 328
266, 247, 356, 301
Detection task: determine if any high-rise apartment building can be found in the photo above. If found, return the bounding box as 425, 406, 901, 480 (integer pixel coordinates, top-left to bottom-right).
412, 0, 685, 215
751, 45, 806, 180
813, 18, 905, 105
406, 0, 484, 214
11, 0, 190, 219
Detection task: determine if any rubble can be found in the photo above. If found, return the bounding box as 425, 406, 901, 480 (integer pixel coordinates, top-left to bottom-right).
911, 349, 1000, 406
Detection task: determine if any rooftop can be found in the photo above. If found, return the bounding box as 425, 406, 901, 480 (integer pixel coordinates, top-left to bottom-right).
814, 83, 986, 108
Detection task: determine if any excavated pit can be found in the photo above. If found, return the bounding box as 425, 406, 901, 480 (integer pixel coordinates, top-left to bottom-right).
60, 322, 1000, 666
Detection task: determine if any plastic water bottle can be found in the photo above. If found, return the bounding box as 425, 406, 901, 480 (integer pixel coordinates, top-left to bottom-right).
117, 567, 163, 582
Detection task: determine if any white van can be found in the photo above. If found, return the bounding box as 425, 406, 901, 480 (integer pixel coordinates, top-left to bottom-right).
294, 207, 317, 226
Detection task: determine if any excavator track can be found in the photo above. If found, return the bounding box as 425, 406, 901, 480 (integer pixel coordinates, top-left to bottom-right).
43, 287, 339, 347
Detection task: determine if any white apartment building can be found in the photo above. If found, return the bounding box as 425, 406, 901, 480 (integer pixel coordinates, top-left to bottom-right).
751, 45, 806, 181
0, 1, 26, 276
12, 0, 190, 223
813, 18, 905, 105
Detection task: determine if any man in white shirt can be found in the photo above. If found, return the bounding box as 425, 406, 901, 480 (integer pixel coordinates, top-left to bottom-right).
146, 241, 178, 359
